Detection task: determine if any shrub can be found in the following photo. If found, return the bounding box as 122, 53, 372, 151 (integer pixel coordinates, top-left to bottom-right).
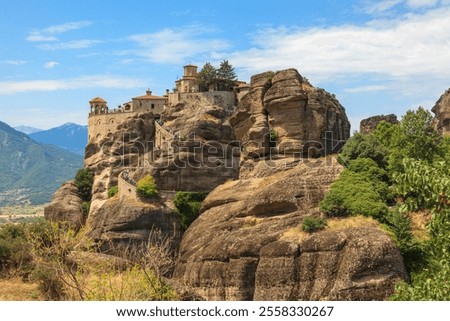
108, 185, 119, 198
136, 175, 158, 199
74, 168, 94, 202
301, 216, 327, 233
173, 192, 208, 230
82, 202, 90, 217
320, 170, 388, 220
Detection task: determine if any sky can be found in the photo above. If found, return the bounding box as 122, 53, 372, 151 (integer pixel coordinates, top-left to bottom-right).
0, 0, 449, 130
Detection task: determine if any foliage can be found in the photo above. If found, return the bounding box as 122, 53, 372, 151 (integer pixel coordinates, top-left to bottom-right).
197, 62, 217, 92
378, 107, 441, 173
320, 170, 388, 219
216, 60, 237, 91
301, 216, 327, 233
339, 133, 389, 168
107, 185, 119, 198
74, 168, 94, 202
393, 159, 450, 212
82, 202, 90, 218
0, 220, 51, 278
136, 175, 158, 199
196, 60, 237, 92
173, 192, 208, 230
269, 129, 278, 148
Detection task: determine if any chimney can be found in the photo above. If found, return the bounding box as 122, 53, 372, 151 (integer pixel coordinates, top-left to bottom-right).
166, 89, 169, 95
146, 88, 152, 96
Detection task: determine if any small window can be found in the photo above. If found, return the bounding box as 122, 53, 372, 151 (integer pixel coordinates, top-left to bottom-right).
151, 104, 155, 109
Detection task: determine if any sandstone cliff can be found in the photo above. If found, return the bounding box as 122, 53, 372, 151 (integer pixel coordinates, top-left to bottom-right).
360, 114, 398, 134
432, 88, 450, 136
172, 69, 406, 300
149, 92, 239, 192
173, 160, 407, 300
230, 69, 350, 178
84, 111, 155, 219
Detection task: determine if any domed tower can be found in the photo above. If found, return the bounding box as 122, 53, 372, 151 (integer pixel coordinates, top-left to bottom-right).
89, 97, 108, 115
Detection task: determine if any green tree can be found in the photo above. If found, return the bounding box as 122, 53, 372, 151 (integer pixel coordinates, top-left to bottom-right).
173, 192, 207, 230
74, 168, 93, 202
384, 107, 441, 173
196, 62, 217, 92
216, 60, 237, 91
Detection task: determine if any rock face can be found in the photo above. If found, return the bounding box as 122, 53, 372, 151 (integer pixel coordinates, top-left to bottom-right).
150, 92, 239, 192
44, 181, 85, 230
359, 114, 398, 134
84, 111, 155, 219
172, 69, 406, 300
87, 193, 181, 254
432, 88, 450, 136
173, 161, 408, 300
230, 69, 350, 178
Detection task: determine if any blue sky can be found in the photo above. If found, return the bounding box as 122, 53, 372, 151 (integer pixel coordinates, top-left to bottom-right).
0, 0, 449, 130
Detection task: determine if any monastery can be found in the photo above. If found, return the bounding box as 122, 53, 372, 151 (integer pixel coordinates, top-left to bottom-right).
87, 65, 249, 143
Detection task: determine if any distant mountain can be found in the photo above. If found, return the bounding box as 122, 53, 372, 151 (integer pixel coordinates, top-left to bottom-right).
29, 123, 87, 155
0, 120, 83, 206
14, 125, 43, 135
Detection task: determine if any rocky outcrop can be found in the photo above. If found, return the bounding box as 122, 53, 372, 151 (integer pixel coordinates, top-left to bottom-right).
432, 88, 450, 136
44, 181, 85, 230
359, 114, 398, 134
84, 111, 155, 219
230, 69, 350, 178
150, 92, 239, 192
172, 161, 407, 300
87, 193, 181, 254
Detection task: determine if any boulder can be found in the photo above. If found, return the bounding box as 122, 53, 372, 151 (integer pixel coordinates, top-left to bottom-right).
359, 114, 398, 134
172, 161, 408, 300
432, 88, 450, 136
44, 181, 85, 230
87, 193, 181, 255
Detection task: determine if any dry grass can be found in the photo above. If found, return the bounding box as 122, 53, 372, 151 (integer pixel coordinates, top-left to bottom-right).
409, 210, 431, 241
326, 215, 379, 230
0, 278, 43, 301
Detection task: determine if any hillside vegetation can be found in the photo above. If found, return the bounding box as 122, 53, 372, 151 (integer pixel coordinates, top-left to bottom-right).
321, 107, 450, 300
0, 121, 83, 205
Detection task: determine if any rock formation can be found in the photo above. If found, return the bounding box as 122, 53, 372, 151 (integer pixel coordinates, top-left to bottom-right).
87, 192, 181, 254
150, 92, 239, 191
359, 114, 398, 134
432, 88, 450, 136
230, 69, 350, 178
173, 161, 407, 300
172, 69, 406, 300
84, 111, 155, 219
44, 181, 85, 230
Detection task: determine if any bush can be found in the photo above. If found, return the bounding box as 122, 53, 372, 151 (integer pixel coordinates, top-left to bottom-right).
136, 175, 158, 199
74, 168, 94, 202
108, 186, 119, 198
320, 170, 388, 219
339, 133, 389, 168
82, 202, 90, 217
301, 216, 327, 233
173, 192, 208, 230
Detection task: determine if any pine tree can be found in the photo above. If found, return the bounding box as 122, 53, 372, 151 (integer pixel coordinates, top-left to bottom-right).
196, 62, 217, 92
217, 60, 237, 91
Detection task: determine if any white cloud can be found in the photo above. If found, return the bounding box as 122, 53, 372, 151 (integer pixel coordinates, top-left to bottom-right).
345, 85, 389, 93
44, 61, 59, 69
3, 60, 28, 65
129, 26, 229, 64
38, 39, 101, 50
26, 33, 58, 42
229, 6, 450, 84
406, 0, 439, 8
41, 21, 91, 34
363, 0, 442, 13
0, 75, 144, 95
